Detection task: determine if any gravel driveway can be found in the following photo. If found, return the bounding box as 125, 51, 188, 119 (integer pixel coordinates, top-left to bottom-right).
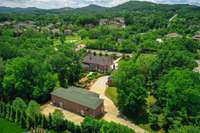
41, 103, 84, 125
89, 76, 146, 133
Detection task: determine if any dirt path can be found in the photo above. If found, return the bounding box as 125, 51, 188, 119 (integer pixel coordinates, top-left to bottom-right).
89, 76, 146, 133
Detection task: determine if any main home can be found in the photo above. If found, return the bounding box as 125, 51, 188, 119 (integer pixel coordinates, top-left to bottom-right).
82, 54, 115, 72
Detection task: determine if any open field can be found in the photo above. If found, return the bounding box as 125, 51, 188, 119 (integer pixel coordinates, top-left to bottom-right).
0, 118, 25, 133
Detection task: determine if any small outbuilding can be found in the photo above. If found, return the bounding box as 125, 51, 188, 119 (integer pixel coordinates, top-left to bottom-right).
83, 54, 115, 72
51, 87, 104, 117
193, 34, 200, 41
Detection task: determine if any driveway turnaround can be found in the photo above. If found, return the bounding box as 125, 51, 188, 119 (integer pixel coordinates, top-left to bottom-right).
41, 103, 84, 125
89, 76, 147, 133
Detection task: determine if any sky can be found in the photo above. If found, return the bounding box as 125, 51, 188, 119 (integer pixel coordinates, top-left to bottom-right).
0, 0, 199, 9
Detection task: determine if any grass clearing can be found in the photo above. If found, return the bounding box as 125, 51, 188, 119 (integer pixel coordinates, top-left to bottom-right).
65, 36, 82, 44
0, 118, 25, 133
65, 35, 81, 40
105, 87, 118, 105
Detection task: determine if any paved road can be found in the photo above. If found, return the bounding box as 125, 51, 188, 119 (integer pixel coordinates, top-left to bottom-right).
86, 49, 132, 57
89, 76, 146, 133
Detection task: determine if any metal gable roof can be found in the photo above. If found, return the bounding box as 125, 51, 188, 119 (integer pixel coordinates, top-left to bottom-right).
51, 87, 103, 110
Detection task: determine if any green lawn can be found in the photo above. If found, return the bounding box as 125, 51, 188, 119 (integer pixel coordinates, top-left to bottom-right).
65, 35, 81, 40
105, 87, 118, 105
65, 36, 81, 43
0, 119, 25, 133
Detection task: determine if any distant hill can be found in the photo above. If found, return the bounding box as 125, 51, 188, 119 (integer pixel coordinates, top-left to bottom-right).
48, 7, 73, 13
0, 1, 199, 14
76, 4, 107, 11
0, 4, 106, 14
66, 4, 108, 15
111, 1, 199, 11
0, 6, 42, 13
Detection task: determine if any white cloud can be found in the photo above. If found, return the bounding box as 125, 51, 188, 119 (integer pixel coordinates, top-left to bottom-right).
0, 0, 199, 9
0, 0, 130, 9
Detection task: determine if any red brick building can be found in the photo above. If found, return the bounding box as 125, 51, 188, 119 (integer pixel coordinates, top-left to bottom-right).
51, 87, 104, 117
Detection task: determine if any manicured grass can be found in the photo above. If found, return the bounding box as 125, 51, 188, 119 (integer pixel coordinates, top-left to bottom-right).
65, 36, 81, 43
65, 35, 81, 40
0, 118, 25, 133
105, 87, 118, 105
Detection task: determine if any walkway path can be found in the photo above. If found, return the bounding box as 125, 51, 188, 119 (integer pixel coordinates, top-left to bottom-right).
89, 76, 146, 133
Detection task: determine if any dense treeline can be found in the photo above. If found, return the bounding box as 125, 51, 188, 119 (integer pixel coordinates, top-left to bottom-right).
112, 36, 200, 132
0, 28, 82, 103
0, 99, 134, 133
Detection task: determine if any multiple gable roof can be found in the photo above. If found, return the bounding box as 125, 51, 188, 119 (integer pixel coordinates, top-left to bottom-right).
83, 54, 113, 66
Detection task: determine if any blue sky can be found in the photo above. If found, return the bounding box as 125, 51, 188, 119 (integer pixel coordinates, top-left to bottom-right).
0, 0, 199, 9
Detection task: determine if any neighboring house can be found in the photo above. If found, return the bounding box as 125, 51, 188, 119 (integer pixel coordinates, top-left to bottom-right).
84, 24, 95, 28
15, 21, 35, 30
82, 54, 115, 72
114, 17, 126, 28
99, 19, 109, 25
0, 21, 13, 28
99, 17, 126, 28
51, 28, 61, 36
64, 29, 73, 36
51, 87, 104, 118
166, 32, 181, 38
193, 34, 200, 41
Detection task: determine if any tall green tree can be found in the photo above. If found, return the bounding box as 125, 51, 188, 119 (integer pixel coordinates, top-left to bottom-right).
48, 52, 81, 87
150, 50, 197, 81
3, 57, 58, 102
12, 97, 27, 111
169, 126, 200, 133
0, 58, 4, 100
52, 109, 65, 131
26, 100, 40, 119
112, 60, 148, 116
150, 69, 200, 129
